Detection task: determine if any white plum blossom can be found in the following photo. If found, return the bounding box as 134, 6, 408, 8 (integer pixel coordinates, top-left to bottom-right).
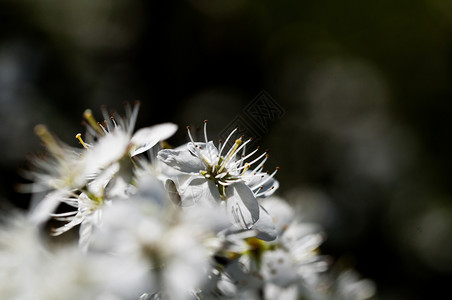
28, 103, 177, 250
158, 121, 279, 233
89, 176, 215, 300
203, 197, 329, 300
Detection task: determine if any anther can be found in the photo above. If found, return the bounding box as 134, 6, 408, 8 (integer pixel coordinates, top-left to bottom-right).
84, 109, 100, 132
34, 125, 61, 155
75, 133, 89, 149
34, 124, 48, 137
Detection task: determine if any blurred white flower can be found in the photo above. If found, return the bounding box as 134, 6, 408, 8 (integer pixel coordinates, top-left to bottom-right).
28, 104, 177, 250
0, 212, 151, 300
207, 197, 328, 299
89, 176, 213, 300
326, 269, 376, 300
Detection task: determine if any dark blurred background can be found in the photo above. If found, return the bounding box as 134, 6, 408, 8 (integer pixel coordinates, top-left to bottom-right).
1, 1, 452, 299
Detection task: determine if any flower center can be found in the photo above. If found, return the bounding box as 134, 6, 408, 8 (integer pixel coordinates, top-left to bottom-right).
187, 121, 279, 199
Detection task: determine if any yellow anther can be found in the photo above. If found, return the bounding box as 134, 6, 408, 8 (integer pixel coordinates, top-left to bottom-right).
83, 109, 104, 135
34, 124, 62, 156
241, 163, 250, 174
75, 133, 89, 149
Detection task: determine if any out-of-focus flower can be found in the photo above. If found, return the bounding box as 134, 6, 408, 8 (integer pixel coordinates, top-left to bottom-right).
0, 212, 151, 300
89, 176, 214, 300
158, 121, 278, 233
203, 197, 328, 299
27, 104, 177, 250
334, 269, 376, 300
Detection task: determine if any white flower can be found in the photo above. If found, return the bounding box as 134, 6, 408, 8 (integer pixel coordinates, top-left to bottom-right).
157, 121, 278, 232
89, 176, 212, 300
28, 124, 88, 192
0, 212, 150, 300
28, 104, 177, 248
79, 103, 178, 182
207, 197, 329, 299
335, 269, 376, 300
260, 197, 329, 290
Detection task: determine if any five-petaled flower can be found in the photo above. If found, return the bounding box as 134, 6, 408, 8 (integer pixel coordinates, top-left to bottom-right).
158, 120, 279, 232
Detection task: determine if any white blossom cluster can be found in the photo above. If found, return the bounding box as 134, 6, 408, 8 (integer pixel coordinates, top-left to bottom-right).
0, 104, 376, 300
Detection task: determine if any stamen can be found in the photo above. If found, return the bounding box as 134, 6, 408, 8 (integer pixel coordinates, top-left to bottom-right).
83, 109, 104, 135
186, 125, 211, 167
219, 179, 241, 186
232, 145, 260, 169
250, 167, 279, 191
186, 126, 195, 144
219, 139, 242, 173
34, 125, 63, 156
101, 105, 112, 131
253, 185, 264, 197
252, 154, 269, 173
236, 151, 268, 172
203, 120, 213, 162
241, 163, 251, 174
255, 186, 274, 198
97, 122, 108, 134
218, 128, 238, 158
110, 116, 118, 128
50, 211, 78, 217
75, 133, 89, 149
127, 102, 140, 135
215, 173, 228, 179
231, 138, 252, 161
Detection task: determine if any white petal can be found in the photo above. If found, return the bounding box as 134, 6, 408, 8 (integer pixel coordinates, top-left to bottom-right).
187, 141, 219, 163
226, 182, 260, 229
28, 190, 66, 224
245, 171, 279, 198
85, 130, 129, 174
157, 148, 205, 173
261, 196, 295, 235
251, 205, 277, 241
178, 178, 221, 207
130, 123, 178, 156
262, 250, 299, 286
165, 179, 182, 205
